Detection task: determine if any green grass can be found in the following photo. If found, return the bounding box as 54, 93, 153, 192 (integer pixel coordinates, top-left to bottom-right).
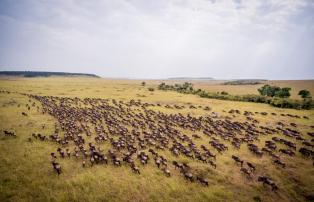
0, 77, 314, 202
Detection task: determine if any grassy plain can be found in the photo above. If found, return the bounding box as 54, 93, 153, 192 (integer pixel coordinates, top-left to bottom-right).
0, 77, 313, 202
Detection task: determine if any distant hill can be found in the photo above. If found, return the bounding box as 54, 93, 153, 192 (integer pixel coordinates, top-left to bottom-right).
168, 77, 214, 80
0, 71, 100, 78
223, 79, 267, 85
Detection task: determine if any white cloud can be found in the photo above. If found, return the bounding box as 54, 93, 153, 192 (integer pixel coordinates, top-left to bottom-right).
0, 0, 313, 79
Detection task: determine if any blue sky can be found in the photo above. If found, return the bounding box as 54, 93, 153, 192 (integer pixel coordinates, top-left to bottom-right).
0, 0, 313, 79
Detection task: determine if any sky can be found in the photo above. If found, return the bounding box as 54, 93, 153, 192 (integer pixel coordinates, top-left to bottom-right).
0, 0, 314, 79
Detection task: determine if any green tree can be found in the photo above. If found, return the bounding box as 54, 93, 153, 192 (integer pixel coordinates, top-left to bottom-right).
258, 85, 280, 97
298, 89, 311, 98
182, 82, 193, 90
158, 82, 165, 89
275, 87, 291, 98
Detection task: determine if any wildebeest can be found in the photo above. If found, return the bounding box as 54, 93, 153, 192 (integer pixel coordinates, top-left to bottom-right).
52, 161, 62, 175
258, 176, 278, 191
183, 172, 194, 182
3, 130, 16, 137
273, 159, 285, 168
240, 167, 252, 179
161, 167, 171, 177
130, 163, 140, 174
299, 147, 313, 157
246, 162, 255, 172
232, 155, 243, 167
196, 176, 209, 186
279, 149, 295, 156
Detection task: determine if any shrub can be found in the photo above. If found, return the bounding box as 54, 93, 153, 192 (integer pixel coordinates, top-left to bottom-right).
275, 87, 291, 98
148, 87, 155, 92
298, 89, 311, 98
301, 98, 313, 109
258, 85, 291, 98
258, 85, 281, 97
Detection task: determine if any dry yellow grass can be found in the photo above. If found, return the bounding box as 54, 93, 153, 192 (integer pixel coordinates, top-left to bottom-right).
0, 77, 313, 202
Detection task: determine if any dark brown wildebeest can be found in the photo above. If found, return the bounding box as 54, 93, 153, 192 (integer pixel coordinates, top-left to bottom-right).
247, 162, 255, 172
258, 176, 278, 191
172, 161, 181, 170
196, 176, 209, 186
208, 159, 217, 169
52, 161, 62, 175
273, 159, 285, 168
183, 172, 194, 182
232, 155, 243, 167
240, 167, 252, 179
3, 130, 16, 137
51, 152, 57, 160
161, 167, 171, 177
279, 149, 295, 156
299, 147, 313, 157
130, 163, 140, 174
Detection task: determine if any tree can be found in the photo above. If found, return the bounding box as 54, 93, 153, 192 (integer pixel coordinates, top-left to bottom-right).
298, 89, 311, 98
158, 82, 165, 89
258, 85, 280, 97
182, 82, 193, 91
275, 87, 291, 98
141, 81, 146, 86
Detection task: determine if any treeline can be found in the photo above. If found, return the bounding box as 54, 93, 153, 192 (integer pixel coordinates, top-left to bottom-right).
158, 82, 313, 109
0, 71, 100, 78
223, 79, 266, 85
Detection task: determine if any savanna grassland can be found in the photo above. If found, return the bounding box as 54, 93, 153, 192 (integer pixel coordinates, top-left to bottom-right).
0, 77, 314, 202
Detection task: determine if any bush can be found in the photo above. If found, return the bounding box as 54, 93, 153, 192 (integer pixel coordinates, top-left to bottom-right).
301, 98, 313, 109
269, 97, 313, 109
258, 85, 291, 98
298, 89, 311, 98
148, 87, 154, 92
258, 85, 281, 97
275, 87, 291, 98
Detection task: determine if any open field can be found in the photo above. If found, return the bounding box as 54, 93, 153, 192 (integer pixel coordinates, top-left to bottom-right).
0, 77, 314, 202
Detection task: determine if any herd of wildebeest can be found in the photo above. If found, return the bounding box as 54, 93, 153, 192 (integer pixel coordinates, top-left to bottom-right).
1, 90, 314, 192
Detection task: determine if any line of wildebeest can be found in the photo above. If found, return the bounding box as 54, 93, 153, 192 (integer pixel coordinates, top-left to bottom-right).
1, 90, 314, 191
